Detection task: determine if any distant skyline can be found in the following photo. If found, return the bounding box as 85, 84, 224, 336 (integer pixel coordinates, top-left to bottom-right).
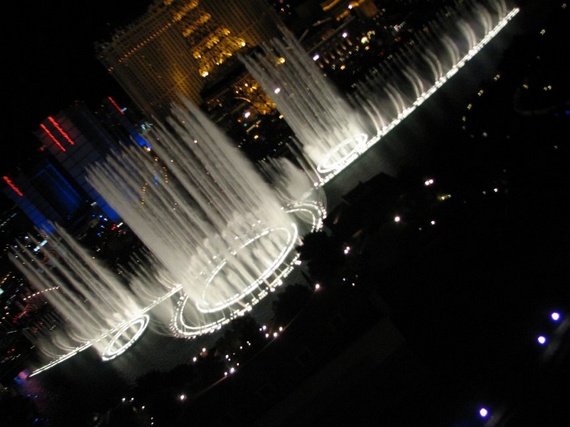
4, 1, 150, 176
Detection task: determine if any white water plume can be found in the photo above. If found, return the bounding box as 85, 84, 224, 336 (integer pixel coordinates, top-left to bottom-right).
240, 27, 369, 181
356, 0, 515, 138
87, 98, 311, 336
10, 224, 163, 360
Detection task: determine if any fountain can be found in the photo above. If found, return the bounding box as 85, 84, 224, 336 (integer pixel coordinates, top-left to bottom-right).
16, 0, 518, 377
240, 28, 370, 184
241, 0, 518, 186
10, 223, 179, 376
86, 98, 324, 338
16, 98, 324, 377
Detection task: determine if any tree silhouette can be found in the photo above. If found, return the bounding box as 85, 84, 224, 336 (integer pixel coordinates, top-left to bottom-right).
215, 314, 264, 358
296, 231, 333, 261
296, 231, 346, 282
271, 283, 313, 327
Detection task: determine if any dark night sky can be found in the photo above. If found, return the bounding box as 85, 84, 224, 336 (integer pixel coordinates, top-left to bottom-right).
4, 1, 150, 177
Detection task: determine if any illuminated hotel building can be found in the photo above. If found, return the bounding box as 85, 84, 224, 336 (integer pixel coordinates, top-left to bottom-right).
32, 100, 133, 223
96, 96, 151, 150
34, 98, 151, 220
2, 160, 85, 233
2, 98, 149, 234
95, 0, 283, 121
320, 0, 379, 21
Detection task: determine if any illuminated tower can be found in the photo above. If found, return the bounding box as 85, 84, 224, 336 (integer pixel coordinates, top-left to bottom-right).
2, 98, 149, 232
33, 101, 124, 222
2, 160, 85, 232
96, 0, 283, 121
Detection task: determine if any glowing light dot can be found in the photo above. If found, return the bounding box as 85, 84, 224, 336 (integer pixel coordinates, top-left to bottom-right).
537, 335, 547, 345
394, 216, 401, 223
479, 408, 488, 418
551, 312, 560, 321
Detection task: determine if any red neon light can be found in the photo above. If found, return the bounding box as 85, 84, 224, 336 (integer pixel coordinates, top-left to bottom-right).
40, 124, 66, 152
3, 176, 24, 197
48, 117, 75, 146
108, 96, 124, 115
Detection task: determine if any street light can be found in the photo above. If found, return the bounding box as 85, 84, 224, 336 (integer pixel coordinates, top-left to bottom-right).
550, 312, 561, 322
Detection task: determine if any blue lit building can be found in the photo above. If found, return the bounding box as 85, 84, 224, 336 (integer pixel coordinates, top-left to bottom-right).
2, 97, 151, 232
33, 101, 119, 222
96, 96, 151, 150
2, 160, 84, 233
